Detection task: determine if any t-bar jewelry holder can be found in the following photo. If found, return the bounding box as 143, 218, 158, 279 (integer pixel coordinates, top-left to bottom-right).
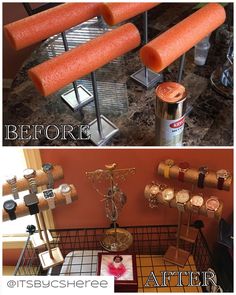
164, 210, 190, 267
38, 211, 64, 270
131, 11, 163, 89
86, 163, 135, 251
87, 71, 119, 146
60, 31, 93, 111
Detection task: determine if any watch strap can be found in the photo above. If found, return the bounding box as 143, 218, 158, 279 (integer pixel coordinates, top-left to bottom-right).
47, 172, 54, 189
28, 178, 38, 194
176, 202, 185, 212
217, 177, 224, 190
8, 210, 17, 220
65, 194, 72, 205
207, 209, 215, 218
27, 203, 39, 215
164, 166, 170, 178
197, 173, 205, 188
178, 171, 185, 182
47, 198, 56, 209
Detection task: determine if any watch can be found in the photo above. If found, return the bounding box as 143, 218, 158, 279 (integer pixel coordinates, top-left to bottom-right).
6, 174, 19, 199
206, 197, 220, 218
190, 195, 204, 214
176, 189, 190, 212
216, 169, 230, 190
23, 168, 37, 194
24, 193, 39, 215
163, 159, 174, 178
42, 163, 54, 189
178, 162, 190, 182
43, 189, 56, 209
3, 199, 17, 220
59, 184, 72, 204
162, 188, 174, 206
149, 184, 160, 197
197, 166, 208, 188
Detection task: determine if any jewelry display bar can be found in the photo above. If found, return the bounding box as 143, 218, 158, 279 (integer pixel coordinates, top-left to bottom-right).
144, 183, 223, 220
2, 185, 78, 222
157, 161, 232, 191
3, 165, 64, 196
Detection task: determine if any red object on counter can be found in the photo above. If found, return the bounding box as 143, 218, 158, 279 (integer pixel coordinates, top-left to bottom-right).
101, 2, 160, 25
4, 3, 102, 50
140, 3, 226, 72
28, 23, 141, 96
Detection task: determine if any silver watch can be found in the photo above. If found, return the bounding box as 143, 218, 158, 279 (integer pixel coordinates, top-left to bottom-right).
6, 174, 19, 199
23, 168, 37, 194
42, 163, 54, 189
59, 184, 72, 204
43, 189, 56, 209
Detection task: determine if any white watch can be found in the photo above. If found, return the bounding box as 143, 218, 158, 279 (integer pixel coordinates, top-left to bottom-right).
59, 184, 72, 204
43, 189, 56, 209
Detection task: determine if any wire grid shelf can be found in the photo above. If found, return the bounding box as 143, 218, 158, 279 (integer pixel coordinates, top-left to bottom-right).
14, 225, 213, 279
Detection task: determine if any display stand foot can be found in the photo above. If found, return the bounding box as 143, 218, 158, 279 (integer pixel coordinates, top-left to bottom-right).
163, 246, 190, 267
130, 67, 163, 89
39, 247, 64, 270
88, 115, 119, 146
180, 225, 199, 243
61, 85, 93, 111
31, 230, 53, 248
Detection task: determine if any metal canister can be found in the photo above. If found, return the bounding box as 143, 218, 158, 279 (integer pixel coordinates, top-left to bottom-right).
155, 82, 187, 146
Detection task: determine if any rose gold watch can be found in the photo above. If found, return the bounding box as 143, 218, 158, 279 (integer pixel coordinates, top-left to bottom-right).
206, 197, 220, 218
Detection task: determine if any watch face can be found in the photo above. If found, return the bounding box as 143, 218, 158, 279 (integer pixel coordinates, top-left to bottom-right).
150, 185, 160, 195
216, 169, 230, 179
24, 193, 39, 206
43, 189, 55, 199
42, 163, 53, 172
59, 184, 71, 194
206, 197, 220, 211
163, 188, 174, 201
165, 159, 174, 167
6, 174, 16, 182
190, 195, 204, 207
23, 168, 36, 178
176, 190, 189, 203
179, 162, 189, 170
199, 166, 208, 175
4, 200, 17, 211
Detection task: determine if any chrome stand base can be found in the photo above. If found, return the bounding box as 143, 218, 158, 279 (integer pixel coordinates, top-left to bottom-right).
88, 115, 119, 146
210, 67, 233, 99
131, 67, 163, 89
61, 85, 93, 111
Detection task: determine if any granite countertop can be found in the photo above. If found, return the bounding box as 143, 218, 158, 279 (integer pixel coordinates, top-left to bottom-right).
3, 3, 233, 146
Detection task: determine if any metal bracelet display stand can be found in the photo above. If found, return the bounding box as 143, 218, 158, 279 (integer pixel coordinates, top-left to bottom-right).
210, 38, 233, 99
38, 212, 64, 270
164, 210, 190, 267
87, 71, 119, 146
131, 11, 163, 89
86, 163, 135, 251
60, 31, 93, 111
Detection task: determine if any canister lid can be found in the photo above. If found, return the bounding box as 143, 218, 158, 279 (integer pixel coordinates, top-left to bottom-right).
156, 82, 186, 103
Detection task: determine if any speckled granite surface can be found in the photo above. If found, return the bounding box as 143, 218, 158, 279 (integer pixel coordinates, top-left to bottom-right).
3, 3, 233, 146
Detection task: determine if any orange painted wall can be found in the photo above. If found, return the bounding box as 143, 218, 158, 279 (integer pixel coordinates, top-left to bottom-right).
3, 148, 233, 266
40, 148, 233, 248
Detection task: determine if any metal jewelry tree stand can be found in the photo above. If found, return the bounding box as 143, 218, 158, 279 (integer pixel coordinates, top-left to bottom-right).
86, 163, 135, 251
131, 11, 163, 89
60, 31, 93, 111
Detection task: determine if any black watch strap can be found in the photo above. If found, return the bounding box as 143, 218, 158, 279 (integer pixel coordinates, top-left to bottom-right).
27, 203, 39, 215
8, 210, 17, 220
197, 173, 205, 188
